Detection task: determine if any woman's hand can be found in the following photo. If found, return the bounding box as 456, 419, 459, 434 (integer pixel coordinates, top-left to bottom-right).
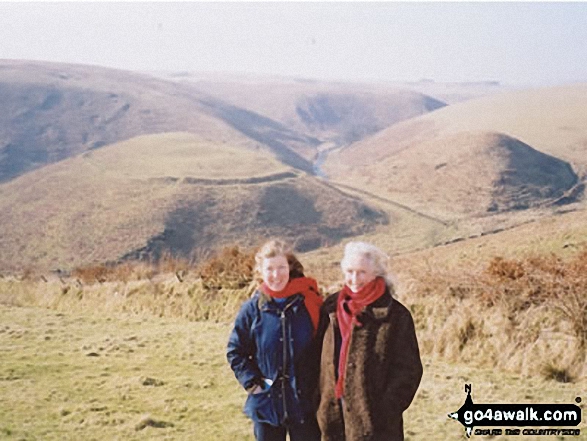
247, 378, 273, 394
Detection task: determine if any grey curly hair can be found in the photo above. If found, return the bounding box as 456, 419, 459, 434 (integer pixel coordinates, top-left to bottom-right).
340, 241, 395, 294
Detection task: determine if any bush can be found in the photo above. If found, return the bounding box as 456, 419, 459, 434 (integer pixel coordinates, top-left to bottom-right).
403, 247, 587, 381
479, 252, 587, 349
197, 246, 255, 290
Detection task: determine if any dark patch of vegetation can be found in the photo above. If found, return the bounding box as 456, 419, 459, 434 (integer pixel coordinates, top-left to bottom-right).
490, 135, 578, 211
135, 416, 174, 431
541, 363, 575, 383
197, 246, 256, 290
182, 171, 298, 186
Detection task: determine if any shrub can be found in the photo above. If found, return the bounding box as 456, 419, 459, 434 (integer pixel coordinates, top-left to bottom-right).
402, 247, 587, 381
197, 246, 255, 290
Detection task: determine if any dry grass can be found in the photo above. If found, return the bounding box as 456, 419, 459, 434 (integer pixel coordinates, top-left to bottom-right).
71, 253, 192, 285
0, 305, 254, 440
398, 248, 587, 382
0, 132, 385, 273
2, 304, 582, 441
2, 236, 587, 439
198, 246, 256, 290
3, 233, 586, 385
0, 246, 259, 323
0, 275, 252, 323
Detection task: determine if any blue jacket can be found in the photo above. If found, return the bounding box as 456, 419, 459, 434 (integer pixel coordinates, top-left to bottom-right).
227, 290, 321, 426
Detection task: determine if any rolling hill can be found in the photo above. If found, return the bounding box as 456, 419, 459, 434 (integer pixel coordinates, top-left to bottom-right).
0, 60, 315, 183
4, 61, 585, 273
163, 73, 447, 158
324, 84, 587, 220
0, 132, 387, 273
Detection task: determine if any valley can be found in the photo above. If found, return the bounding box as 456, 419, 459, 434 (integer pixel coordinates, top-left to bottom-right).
0, 60, 585, 283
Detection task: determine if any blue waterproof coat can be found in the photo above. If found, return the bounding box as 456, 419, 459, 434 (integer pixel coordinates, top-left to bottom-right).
227, 290, 322, 427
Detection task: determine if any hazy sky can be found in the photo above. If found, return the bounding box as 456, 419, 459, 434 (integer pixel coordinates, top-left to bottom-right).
1, 2, 586, 86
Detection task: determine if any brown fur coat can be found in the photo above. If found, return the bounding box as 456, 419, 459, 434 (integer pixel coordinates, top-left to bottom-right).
317, 289, 423, 441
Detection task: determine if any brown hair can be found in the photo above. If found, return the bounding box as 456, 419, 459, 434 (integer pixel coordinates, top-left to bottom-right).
254, 239, 304, 282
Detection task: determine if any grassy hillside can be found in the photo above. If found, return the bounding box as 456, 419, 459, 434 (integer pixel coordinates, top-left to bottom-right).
394, 206, 587, 272
329, 131, 578, 219
2, 200, 585, 439
324, 84, 587, 221
0, 132, 386, 273
303, 190, 587, 287
2, 305, 581, 441
0, 60, 313, 183
165, 73, 447, 159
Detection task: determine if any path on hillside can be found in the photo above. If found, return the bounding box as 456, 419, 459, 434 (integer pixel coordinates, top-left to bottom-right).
323, 178, 451, 227
147, 171, 299, 187
327, 180, 451, 227
311, 144, 451, 227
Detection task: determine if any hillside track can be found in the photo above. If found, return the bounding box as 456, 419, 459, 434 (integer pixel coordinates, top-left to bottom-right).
147, 171, 300, 187
326, 180, 451, 227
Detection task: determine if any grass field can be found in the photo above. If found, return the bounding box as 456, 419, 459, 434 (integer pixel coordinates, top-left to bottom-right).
1, 305, 584, 441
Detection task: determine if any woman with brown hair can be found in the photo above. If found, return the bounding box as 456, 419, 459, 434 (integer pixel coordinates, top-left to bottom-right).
317, 241, 423, 441
227, 239, 323, 441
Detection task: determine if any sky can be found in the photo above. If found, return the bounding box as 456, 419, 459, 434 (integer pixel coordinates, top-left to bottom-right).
1, 2, 586, 87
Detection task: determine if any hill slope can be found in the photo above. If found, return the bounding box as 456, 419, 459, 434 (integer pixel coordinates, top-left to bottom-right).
324, 84, 587, 219
167, 74, 447, 158
0, 60, 314, 183
0, 132, 386, 273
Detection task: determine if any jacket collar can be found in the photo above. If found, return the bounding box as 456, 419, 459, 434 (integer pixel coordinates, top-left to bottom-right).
256, 290, 304, 312
326, 288, 395, 324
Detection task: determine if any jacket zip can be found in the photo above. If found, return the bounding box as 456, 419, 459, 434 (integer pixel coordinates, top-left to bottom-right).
279, 300, 296, 424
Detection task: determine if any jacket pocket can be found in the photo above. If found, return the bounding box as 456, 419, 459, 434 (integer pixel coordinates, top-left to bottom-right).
245, 388, 278, 425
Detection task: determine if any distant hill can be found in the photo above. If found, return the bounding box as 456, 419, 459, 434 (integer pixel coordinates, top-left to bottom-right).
0, 132, 387, 273
324, 84, 587, 219
0, 61, 456, 186
396, 79, 510, 104
161, 73, 447, 158
5, 61, 584, 273
0, 60, 314, 183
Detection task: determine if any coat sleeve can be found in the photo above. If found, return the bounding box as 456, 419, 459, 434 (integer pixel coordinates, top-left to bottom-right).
309, 305, 330, 407
381, 304, 423, 414
226, 300, 263, 391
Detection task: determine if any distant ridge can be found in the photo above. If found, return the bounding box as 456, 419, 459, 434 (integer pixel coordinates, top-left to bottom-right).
0, 60, 314, 182
168, 74, 448, 157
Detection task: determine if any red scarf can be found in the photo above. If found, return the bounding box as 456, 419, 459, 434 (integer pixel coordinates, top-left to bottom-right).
261, 277, 323, 334
335, 276, 386, 399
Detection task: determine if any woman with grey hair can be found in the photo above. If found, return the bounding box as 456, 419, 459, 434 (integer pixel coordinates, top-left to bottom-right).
317, 241, 423, 441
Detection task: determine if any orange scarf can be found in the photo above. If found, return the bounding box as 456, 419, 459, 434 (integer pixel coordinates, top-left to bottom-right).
335, 276, 386, 399
261, 277, 323, 334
